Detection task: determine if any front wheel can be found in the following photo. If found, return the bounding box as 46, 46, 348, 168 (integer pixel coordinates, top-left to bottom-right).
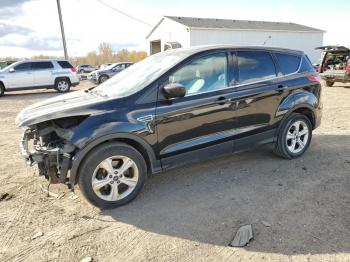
99, 75, 109, 84
78, 143, 147, 209
274, 113, 312, 159
0, 83, 4, 97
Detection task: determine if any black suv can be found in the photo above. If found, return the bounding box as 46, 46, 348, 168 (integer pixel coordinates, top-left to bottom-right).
16, 46, 322, 209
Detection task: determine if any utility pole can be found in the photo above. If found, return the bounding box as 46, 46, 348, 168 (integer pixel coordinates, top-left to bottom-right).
56, 0, 68, 59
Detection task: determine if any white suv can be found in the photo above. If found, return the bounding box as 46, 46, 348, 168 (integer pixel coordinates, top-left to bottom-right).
0, 59, 80, 97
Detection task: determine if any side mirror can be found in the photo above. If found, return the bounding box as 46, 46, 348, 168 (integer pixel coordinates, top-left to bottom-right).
163, 83, 186, 99
9, 68, 15, 73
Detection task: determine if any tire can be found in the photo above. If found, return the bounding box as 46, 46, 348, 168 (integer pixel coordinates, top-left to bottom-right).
79, 69, 86, 74
78, 142, 147, 209
274, 113, 312, 159
99, 75, 109, 84
0, 83, 4, 97
55, 78, 71, 93
325, 80, 334, 87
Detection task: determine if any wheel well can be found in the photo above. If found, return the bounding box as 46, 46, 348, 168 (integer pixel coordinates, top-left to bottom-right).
55, 77, 71, 85
0, 80, 4, 90
292, 107, 315, 129
79, 138, 152, 177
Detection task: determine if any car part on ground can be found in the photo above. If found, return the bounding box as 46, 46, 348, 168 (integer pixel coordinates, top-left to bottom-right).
16, 45, 322, 208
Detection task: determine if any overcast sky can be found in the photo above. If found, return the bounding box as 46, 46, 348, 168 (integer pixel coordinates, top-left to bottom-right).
0, 0, 349, 58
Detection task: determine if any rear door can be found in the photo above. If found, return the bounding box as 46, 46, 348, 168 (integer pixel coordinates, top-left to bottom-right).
6, 62, 34, 89
32, 61, 54, 86
156, 50, 237, 167
230, 50, 294, 151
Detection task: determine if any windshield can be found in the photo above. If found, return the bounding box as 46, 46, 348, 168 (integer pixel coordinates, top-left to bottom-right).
93, 51, 189, 97
104, 63, 118, 70
0, 62, 18, 72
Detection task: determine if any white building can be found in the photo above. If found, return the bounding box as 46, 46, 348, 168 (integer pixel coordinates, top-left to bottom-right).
146, 16, 324, 63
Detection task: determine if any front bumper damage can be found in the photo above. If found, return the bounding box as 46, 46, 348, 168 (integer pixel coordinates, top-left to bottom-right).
20, 128, 75, 187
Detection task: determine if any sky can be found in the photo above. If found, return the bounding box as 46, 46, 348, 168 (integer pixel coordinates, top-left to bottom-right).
0, 0, 349, 58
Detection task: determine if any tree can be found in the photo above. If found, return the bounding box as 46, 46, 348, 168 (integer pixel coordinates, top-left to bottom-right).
98, 42, 113, 64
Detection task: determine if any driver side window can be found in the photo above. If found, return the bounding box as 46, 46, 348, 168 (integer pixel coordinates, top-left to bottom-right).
168, 52, 228, 96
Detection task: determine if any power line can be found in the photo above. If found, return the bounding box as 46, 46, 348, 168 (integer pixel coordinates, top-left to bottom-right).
95, 0, 153, 27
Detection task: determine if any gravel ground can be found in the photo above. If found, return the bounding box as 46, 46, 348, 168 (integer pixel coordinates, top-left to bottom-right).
0, 81, 349, 262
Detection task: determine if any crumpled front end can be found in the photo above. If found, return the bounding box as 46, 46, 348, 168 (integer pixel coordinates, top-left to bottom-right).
19, 118, 85, 186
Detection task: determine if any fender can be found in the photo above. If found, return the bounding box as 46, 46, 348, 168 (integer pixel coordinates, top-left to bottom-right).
276, 89, 318, 118
274, 90, 319, 137
69, 133, 162, 187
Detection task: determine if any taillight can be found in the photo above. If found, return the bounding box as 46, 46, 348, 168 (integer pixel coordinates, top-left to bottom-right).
71, 67, 77, 73
307, 75, 321, 83
346, 62, 350, 74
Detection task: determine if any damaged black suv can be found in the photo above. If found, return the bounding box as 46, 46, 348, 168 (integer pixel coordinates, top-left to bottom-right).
16, 45, 322, 209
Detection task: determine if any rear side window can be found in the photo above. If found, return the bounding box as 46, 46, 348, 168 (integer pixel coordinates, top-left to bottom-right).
14, 62, 32, 71
237, 51, 276, 83
32, 62, 54, 70
299, 55, 316, 73
58, 61, 73, 69
275, 53, 301, 75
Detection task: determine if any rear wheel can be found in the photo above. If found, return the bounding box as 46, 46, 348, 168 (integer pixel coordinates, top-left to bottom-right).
325, 80, 334, 87
55, 78, 71, 93
274, 113, 312, 159
0, 83, 4, 97
78, 142, 147, 209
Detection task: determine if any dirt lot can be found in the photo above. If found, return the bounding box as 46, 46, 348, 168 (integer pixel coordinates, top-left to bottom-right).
0, 81, 349, 262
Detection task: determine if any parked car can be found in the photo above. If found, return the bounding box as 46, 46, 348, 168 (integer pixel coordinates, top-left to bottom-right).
0, 60, 17, 70
76, 64, 97, 73
0, 59, 79, 96
87, 62, 133, 84
316, 45, 350, 86
16, 45, 322, 209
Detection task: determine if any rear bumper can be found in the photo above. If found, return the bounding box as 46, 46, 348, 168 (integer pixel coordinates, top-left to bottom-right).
71, 81, 80, 87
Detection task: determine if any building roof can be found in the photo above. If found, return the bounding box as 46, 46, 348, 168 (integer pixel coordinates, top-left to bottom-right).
164, 16, 324, 33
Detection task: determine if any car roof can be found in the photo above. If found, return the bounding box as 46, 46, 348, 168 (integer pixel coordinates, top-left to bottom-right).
164, 44, 304, 56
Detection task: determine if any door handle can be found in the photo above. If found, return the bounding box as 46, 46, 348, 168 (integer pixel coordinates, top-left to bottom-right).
215, 96, 229, 105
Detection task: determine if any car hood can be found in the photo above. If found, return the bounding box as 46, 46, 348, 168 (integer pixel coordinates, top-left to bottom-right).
16, 90, 108, 127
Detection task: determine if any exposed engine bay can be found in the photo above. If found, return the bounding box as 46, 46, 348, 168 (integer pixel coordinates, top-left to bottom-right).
20, 116, 87, 187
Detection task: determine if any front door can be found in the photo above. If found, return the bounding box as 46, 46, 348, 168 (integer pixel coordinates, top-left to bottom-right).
6, 62, 34, 89
155, 51, 238, 169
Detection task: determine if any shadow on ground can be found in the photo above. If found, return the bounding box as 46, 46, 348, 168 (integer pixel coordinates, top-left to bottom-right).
102, 134, 350, 255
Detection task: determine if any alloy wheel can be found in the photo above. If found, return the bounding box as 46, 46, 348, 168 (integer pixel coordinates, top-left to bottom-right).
286, 120, 310, 154
57, 81, 69, 92
91, 156, 139, 201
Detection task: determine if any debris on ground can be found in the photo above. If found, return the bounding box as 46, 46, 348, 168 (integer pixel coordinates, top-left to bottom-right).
69, 193, 79, 200
261, 221, 271, 227
31, 231, 44, 240
40, 185, 65, 199
230, 225, 253, 247
0, 193, 13, 202
80, 256, 93, 262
